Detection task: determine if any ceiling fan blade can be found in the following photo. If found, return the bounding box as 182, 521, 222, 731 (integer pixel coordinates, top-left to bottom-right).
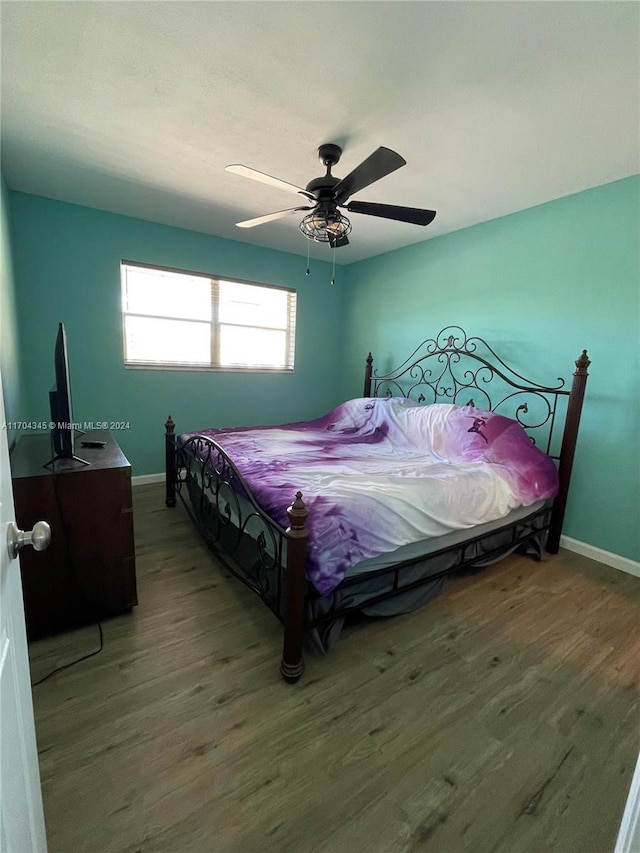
328, 234, 350, 249
332, 147, 406, 205
345, 201, 436, 226
226, 164, 315, 201
236, 206, 313, 228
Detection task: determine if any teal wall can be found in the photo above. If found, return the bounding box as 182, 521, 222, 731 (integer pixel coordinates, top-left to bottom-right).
9, 194, 344, 474
340, 176, 640, 561
0, 175, 23, 446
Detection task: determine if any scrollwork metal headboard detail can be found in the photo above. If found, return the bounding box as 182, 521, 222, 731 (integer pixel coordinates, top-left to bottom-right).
365, 326, 574, 456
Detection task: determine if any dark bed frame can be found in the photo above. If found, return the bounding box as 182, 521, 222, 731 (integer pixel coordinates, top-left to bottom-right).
164, 326, 590, 683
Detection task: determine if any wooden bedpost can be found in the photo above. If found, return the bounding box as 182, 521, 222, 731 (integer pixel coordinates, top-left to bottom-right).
280, 491, 309, 684
363, 352, 373, 397
165, 415, 177, 508
547, 350, 591, 553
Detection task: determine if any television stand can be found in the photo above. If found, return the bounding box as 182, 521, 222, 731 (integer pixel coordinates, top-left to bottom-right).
43, 453, 89, 468
43, 427, 88, 468
11, 429, 137, 640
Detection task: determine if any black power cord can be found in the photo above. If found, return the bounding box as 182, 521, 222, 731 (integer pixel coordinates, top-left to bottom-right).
31, 623, 103, 687
31, 434, 105, 686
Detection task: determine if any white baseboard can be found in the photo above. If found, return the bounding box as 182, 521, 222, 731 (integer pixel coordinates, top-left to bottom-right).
560, 535, 640, 578
132, 472, 164, 486
131, 475, 639, 577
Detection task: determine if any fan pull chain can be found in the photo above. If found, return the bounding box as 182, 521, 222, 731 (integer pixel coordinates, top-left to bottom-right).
306, 240, 310, 276
331, 244, 336, 286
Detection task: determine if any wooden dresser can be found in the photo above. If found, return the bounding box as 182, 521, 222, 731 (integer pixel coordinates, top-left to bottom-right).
11, 430, 137, 640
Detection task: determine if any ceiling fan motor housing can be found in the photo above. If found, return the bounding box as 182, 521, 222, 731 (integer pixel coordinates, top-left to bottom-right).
305, 175, 340, 197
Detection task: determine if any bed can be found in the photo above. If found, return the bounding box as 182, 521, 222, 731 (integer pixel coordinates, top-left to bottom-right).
164, 326, 590, 683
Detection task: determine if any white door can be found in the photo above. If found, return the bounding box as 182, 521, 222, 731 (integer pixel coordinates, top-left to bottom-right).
0, 368, 47, 853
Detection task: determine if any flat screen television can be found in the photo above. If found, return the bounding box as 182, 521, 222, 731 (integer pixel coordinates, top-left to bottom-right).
48, 323, 87, 465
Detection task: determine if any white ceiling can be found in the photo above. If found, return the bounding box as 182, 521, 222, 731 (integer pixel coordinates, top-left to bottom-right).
1, 2, 638, 265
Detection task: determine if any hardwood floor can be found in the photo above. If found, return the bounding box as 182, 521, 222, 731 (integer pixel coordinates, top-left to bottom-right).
28, 483, 639, 853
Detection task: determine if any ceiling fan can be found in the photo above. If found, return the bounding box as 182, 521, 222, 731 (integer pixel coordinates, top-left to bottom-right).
226, 144, 436, 248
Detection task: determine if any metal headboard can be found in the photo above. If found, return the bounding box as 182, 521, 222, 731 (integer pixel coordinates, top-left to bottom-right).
363, 325, 588, 460
363, 325, 590, 553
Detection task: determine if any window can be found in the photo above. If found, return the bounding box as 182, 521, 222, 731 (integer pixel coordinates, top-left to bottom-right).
121, 262, 297, 371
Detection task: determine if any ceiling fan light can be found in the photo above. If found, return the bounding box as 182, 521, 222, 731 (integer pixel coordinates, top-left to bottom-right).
299, 211, 352, 243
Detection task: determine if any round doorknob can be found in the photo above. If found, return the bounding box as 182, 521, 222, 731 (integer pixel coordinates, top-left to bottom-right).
6, 520, 52, 560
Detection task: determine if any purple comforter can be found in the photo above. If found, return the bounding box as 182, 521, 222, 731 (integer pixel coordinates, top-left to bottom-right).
181, 398, 558, 596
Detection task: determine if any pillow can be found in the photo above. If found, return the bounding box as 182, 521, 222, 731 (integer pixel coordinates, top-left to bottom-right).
437, 406, 559, 504
322, 396, 417, 434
